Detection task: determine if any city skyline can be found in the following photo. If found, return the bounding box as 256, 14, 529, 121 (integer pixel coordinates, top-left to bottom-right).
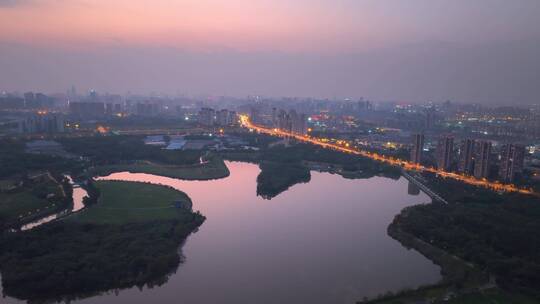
1, 0, 540, 104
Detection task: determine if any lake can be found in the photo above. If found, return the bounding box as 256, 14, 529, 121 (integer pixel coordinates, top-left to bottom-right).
1, 161, 440, 304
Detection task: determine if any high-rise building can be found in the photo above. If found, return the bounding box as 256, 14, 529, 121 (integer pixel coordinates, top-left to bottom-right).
69, 102, 105, 118
290, 110, 308, 135
136, 102, 160, 116
273, 108, 307, 135
277, 109, 289, 131
228, 111, 237, 126
458, 139, 476, 175
425, 107, 436, 130
499, 144, 525, 182
198, 107, 215, 126
216, 109, 230, 127
250, 107, 261, 124
410, 134, 424, 164
271, 107, 277, 127
105, 103, 114, 115
436, 136, 454, 171
18, 113, 65, 134
474, 140, 492, 179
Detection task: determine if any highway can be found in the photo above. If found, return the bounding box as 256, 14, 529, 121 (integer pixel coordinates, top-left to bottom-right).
239, 115, 536, 196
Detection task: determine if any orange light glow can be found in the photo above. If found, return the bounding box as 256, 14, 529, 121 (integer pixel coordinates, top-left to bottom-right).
239, 115, 536, 196
96, 126, 109, 133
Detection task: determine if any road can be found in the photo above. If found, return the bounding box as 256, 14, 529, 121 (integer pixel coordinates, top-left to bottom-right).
239, 115, 535, 196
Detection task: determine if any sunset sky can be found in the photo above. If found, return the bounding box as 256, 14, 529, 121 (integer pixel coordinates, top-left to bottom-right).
1, 0, 540, 103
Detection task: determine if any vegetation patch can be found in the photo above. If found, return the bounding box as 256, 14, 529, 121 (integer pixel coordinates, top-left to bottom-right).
256, 161, 311, 199
91, 156, 229, 181
367, 174, 540, 303
70, 180, 194, 224
0, 180, 205, 302
0, 173, 72, 229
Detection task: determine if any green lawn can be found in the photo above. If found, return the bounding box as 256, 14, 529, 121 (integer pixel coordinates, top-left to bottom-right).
0, 175, 64, 223
69, 181, 194, 224
0, 192, 52, 220
92, 157, 229, 180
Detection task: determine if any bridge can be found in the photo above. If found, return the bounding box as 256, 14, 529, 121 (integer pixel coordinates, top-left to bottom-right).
401, 169, 449, 204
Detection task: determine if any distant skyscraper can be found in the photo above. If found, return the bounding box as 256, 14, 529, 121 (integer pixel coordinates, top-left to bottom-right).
424, 107, 436, 130
499, 144, 525, 182
474, 140, 492, 179
277, 109, 289, 131
410, 134, 424, 164
69, 101, 105, 118
18, 113, 65, 134
436, 135, 454, 171
23, 92, 35, 108
136, 102, 160, 116
271, 107, 277, 127
198, 107, 215, 126
458, 139, 476, 175
250, 106, 261, 124
105, 103, 113, 115
216, 109, 231, 127
290, 110, 307, 135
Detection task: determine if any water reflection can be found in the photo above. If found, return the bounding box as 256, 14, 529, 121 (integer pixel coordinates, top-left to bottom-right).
1, 162, 440, 304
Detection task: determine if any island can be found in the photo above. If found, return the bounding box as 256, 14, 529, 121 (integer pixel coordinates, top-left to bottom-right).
0, 180, 205, 302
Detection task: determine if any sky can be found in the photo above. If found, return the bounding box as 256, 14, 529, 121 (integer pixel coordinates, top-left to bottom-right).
1, 0, 540, 104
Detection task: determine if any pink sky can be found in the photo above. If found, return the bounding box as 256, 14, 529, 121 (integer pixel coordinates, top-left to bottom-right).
1, 0, 539, 103
2, 0, 538, 52
0, 0, 400, 51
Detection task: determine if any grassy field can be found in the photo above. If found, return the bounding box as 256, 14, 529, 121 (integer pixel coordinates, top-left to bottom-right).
0, 175, 65, 224
0, 192, 52, 220
91, 157, 230, 180
69, 181, 194, 224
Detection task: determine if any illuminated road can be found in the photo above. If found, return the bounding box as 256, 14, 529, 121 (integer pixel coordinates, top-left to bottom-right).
240, 115, 535, 196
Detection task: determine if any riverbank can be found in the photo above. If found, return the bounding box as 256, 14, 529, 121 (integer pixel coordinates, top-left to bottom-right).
69, 180, 194, 224
89, 155, 230, 181
360, 208, 488, 304
363, 173, 540, 303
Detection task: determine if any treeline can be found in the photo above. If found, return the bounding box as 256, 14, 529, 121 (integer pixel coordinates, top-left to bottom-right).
245, 143, 400, 180
0, 139, 81, 179
256, 162, 311, 199
59, 135, 201, 166
81, 179, 100, 206
0, 215, 205, 302
393, 175, 540, 299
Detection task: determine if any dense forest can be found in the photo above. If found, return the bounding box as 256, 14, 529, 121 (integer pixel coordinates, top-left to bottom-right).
0, 139, 81, 179
392, 174, 540, 299
0, 216, 205, 302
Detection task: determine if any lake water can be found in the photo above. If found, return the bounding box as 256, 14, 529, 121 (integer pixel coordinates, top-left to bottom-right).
1, 161, 440, 304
